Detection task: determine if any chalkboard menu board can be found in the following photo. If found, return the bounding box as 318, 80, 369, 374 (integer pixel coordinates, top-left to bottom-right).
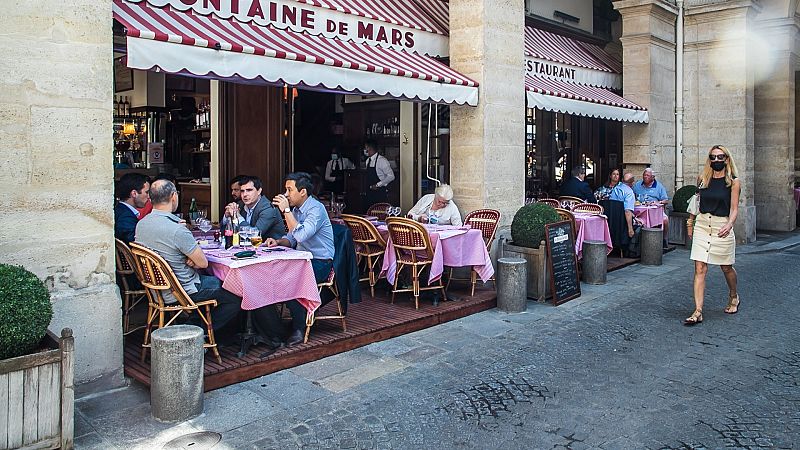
545, 220, 581, 305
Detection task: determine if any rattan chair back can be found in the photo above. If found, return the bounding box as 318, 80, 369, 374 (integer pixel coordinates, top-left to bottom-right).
537, 198, 560, 208
115, 239, 139, 277
386, 217, 434, 264
340, 214, 386, 248
555, 208, 578, 234
558, 196, 584, 210
367, 202, 392, 221
464, 209, 501, 249
572, 203, 604, 215
129, 242, 196, 309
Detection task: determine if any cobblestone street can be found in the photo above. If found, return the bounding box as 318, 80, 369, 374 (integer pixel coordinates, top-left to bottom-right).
75, 239, 800, 450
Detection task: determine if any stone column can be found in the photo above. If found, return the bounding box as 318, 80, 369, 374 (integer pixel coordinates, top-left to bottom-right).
613, 0, 678, 193
0, 1, 123, 391
449, 0, 526, 226
753, 19, 798, 231
682, 1, 760, 242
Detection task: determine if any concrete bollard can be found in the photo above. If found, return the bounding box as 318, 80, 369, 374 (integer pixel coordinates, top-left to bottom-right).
497, 257, 527, 313
581, 240, 607, 284
641, 227, 663, 266
151, 325, 205, 422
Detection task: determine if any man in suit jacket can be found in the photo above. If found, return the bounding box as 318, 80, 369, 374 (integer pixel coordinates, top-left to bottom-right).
114, 173, 150, 244
559, 166, 596, 203
223, 175, 285, 240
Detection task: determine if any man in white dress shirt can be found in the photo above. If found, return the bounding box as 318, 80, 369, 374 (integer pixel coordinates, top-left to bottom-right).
407, 184, 462, 226
363, 139, 395, 208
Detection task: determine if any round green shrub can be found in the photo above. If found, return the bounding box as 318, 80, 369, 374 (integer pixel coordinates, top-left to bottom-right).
0, 264, 53, 360
672, 185, 698, 213
511, 203, 561, 248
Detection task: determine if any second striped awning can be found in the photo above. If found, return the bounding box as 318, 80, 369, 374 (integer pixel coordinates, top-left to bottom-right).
113, 0, 478, 106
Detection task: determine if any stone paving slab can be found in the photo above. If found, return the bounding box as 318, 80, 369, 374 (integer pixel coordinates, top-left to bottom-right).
74, 238, 800, 449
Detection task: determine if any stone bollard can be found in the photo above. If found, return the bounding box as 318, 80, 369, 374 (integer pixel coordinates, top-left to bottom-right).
497, 257, 527, 313
640, 227, 663, 266
581, 240, 607, 284
151, 325, 205, 422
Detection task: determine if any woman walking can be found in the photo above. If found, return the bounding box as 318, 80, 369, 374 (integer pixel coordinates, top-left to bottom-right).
685, 145, 741, 325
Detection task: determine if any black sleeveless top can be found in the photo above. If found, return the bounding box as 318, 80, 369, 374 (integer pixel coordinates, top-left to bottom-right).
699, 176, 733, 217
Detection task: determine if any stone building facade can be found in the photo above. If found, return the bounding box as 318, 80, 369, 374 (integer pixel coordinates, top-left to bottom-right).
615, 0, 800, 241
0, 1, 124, 391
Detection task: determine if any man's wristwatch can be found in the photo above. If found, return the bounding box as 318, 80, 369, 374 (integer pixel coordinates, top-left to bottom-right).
283, 207, 291, 214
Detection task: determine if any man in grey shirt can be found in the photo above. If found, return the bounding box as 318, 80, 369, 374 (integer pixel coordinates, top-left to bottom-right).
135, 179, 241, 333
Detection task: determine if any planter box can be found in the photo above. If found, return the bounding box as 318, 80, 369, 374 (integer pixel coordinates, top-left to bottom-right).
669, 211, 690, 246
502, 241, 550, 301
0, 329, 74, 450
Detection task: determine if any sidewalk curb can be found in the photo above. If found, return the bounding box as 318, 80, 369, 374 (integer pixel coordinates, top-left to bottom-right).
737, 233, 800, 254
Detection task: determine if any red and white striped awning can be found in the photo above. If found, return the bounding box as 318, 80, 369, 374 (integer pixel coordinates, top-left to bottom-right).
525, 26, 647, 123
525, 77, 648, 123
113, 0, 478, 105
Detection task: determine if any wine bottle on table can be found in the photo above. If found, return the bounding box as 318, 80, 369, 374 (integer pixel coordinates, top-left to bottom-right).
188, 197, 198, 222
231, 210, 240, 247
224, 219, 234, 249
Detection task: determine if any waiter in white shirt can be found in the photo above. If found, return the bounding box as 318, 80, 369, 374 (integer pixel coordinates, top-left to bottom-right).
363, 139, 395, 208
324, 147, 355, 194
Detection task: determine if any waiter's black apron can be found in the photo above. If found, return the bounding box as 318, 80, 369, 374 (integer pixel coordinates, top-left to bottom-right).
365, 156, 388, 208
327, 159, 345, 194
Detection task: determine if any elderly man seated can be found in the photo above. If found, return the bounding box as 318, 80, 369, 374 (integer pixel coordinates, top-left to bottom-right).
407, 184, 462, 226
633, 168, 670, 249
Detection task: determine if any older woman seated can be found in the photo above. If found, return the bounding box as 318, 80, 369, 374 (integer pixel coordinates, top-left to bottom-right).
407, 184, 462, 226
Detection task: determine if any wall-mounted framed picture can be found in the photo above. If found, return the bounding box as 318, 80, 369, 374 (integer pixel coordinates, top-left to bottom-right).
114, 57, 134, 92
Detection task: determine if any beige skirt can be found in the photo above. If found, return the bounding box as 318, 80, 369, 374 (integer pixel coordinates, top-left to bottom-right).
690, 213, 735, 265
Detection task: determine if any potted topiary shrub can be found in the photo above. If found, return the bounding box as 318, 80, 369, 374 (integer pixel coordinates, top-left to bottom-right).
669, 185, 698, 246
503, 203, 560, 301
0, 264, 74, 450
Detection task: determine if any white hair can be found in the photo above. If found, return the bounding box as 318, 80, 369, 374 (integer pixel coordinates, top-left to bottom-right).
435, 184, 454, 201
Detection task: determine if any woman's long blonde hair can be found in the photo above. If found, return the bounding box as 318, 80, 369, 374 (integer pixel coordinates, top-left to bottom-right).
699, 145, 738, 188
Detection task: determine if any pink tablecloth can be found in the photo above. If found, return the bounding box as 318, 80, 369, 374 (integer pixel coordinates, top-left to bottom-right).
379, 225, 494, 285
573, 213, 613, 259
634, 205, 664, 228
203, 246, 321, 313
794, 188, 800, 209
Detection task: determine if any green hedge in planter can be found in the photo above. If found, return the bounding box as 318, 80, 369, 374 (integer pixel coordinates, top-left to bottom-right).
672, 185, 698, 213
0, 264, 53, 360
511, 203, 561, 249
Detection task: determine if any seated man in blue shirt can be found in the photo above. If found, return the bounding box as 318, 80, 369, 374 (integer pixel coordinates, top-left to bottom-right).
264, 172, 335, 346
609, 172, 637, 239
633, 168, 670, 247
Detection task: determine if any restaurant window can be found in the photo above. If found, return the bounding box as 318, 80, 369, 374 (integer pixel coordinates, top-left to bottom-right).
553, 112, 572, 184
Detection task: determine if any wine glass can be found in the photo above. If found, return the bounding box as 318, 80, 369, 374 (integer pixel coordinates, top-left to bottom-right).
240, 227, 253, 248
197, 218, 212, 235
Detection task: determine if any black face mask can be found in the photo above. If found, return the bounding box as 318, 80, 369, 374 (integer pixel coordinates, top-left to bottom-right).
710, 161, 726, 172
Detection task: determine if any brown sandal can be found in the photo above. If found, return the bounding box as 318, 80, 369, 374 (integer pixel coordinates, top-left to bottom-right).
725, 294, 740, 314
684, 310, 703, 325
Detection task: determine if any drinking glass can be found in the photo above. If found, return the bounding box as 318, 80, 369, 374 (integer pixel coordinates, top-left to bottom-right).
197, 218, 212, 235
250, 234, 263, 247
240, 227, 253, 248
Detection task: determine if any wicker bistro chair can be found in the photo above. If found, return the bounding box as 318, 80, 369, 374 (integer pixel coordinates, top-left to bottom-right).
385, 217, 447, 309
366, 202, 392, 221
537, 198, 560, 208
555, 208, 579, 236
304, 267, 347, 344
128, 243, 222, 364
446, 209, 501, 296
557, 196, 584, 210
572, 203, 604, 215
115, 239, 147, 335
340, 214, 386, 297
